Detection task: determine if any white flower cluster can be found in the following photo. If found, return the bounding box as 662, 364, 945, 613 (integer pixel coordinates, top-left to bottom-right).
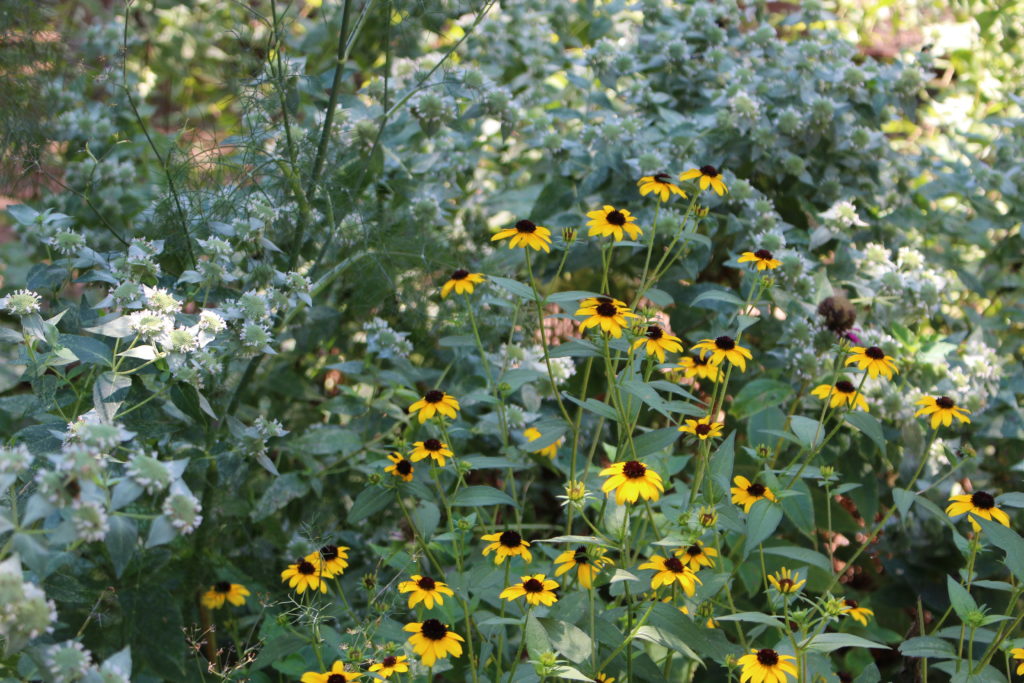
490, 343, 576, 387
0, 555, 57, 654
363, 317, 414, 360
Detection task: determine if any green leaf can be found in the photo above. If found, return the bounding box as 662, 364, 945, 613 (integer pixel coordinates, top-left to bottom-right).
691, 289, 745, 308
539, 618, 592, 664
145, 515, 177, 548
489, 275, 535, 301
452, 485, 516, 507
105, 515, 137, 578
411, 501, 441, 539
996, 492, 1024, 508
251, 473, 308, 521
893, 487, 916, 518
744, 499, 783, 555
801, 633, 890, 653
789, 415, 822, 448
714, 611, 786, 629
844, 412, 886, 454
562, 394, 618, 421
731, 380, 794, 420
549, 339, 601, 358
946, 575, 978, 621
709, 431, 736, 497
762, 546, 832, 573
93, 372, 132, 422
898, 636, 957, 659
524, 613, 551, 659
780, 479, 815, 536
974, 517, 1024, 582
633, 427, 680, 458
633, 625, 702, 663
58, 334, 112, 366
348, 486, 392, 524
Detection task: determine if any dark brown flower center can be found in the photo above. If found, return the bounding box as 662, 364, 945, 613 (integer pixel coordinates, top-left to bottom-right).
451, 269, 469, 280
298, 561, 317, 575
417, 576, 437, 590
694, 355, 710, 366
817, 295, 857, 334
754, 249, 773, 260
214, 581, 232, 593
421, 618, 448, 640
596, 302, 618, 317
327, 675, 346, 683
606, 210, 627, 226
515, 219, 537, 233
756, 649, 779, 666
936, 396, 955, 409
382, 656, 397, 668
523, 578, 545, 593
845, 599, 858, 608
396, 459, 412, 475
865, 346, 885, 359
747, 483, 766, 497
596, 296, 614, 305
319, 545, 339, 561
835, 380, 855, 393
424, 439, 443, 451
424, 390, 445, 403
778, 578, 794, 591
971, 491, 995, 509
646, 325, 663, 340
66, 479, 81, 498
622, 460, 647, 479
695, 423, 712, 435
653, 172, 671, 182
665, 557, 685, 573
715, 336, 735, 350
574, 546, 589, 564
700, 165, 719, 177
685, 545, 703, 557
499, 530, 523, 547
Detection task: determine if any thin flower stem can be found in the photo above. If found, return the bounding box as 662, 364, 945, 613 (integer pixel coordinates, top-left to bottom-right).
638, 202, 661, 297
589, 587, 597, 671
495, 560, 512, 680
596, 589, 658, 673
524, 250, 575, 430
566, 356, 594, 534
506, 608, 532, 683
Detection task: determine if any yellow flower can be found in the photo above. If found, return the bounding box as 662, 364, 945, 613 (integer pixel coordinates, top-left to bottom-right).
737, 249, 781, 271
408, 390, 460, 423
678, 416, 724, 440
945, 491, 1011, 532
281, 558, 333, 594
305, 544, 350, 576
768, 567, 806, 595
586, 205, 642, 241
368, 655, 409, 679
730, 476, 777, 512
500, 574, 560, 606
637, 173, 686, 202
638, 555, 703, 595
553, 545, 614, 588
844, 345, 898, 380
491, 219, 552, 252
737, 649, 797, 683
481, 530, 533, 564
575, 297, 639, 338
675, 354, 723, 382
385, 453, 414, 482
398, 575, 455, 609
523, 427, 562, 459
810, 380, 868, 411
679, 165, 728, 195
1011, 648, 1024, 675
404, 619, 464, 667
440, 269, 485, 298
594, 674, 615, 683
914, 395, 971, 430
842, 599, 874, 626
673, 541, 717, 571
632, 325, 684, 362
692, 336, 753, 371
410, 439, 454, 466
599, 460, 665, 505
200, 582, 250, 609
300, 661, 361, 683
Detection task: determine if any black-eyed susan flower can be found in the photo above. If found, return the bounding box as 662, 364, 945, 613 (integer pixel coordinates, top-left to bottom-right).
481, 530, 533, 564
594, 674, 615, 683
586, 205, 642, 241
281, 558, 332, 594
679, 166, 728, 195
368, 655, 409, 679
385, 453, 414, 481
945, 491, 1011, 532
553, 545, 614, 588
408, 390, 460, 423
599, 460, 665, 505
523, 427, 562, 459
738, 249, 782, 271
737, 649, 797, 683
842, 599, 874, 626
300, 661, 361, 683
637, 173, 686, 202
844, 346, 898, 380
404, 619, 464, 666
730, 476, 777, 512
674, 541, 717, 571
440, 269, 485, 298
678, 416, 724, 441
692, 336, 753, 371
491, 219, 552, 252
1011, 648, 1024, 675
200, 581, 250, 609
398, 575, 455, 609
914, 396, 971, 430
675, 354, 723, 382
810, 380, 868, 411
632, 325, 684, 362
306, 544, 350, 576
638, 555, 703, 595
410, 439, 454, 466
768, 567, 806, 595
500, 574, 560, 606
575, 297, 639, 338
